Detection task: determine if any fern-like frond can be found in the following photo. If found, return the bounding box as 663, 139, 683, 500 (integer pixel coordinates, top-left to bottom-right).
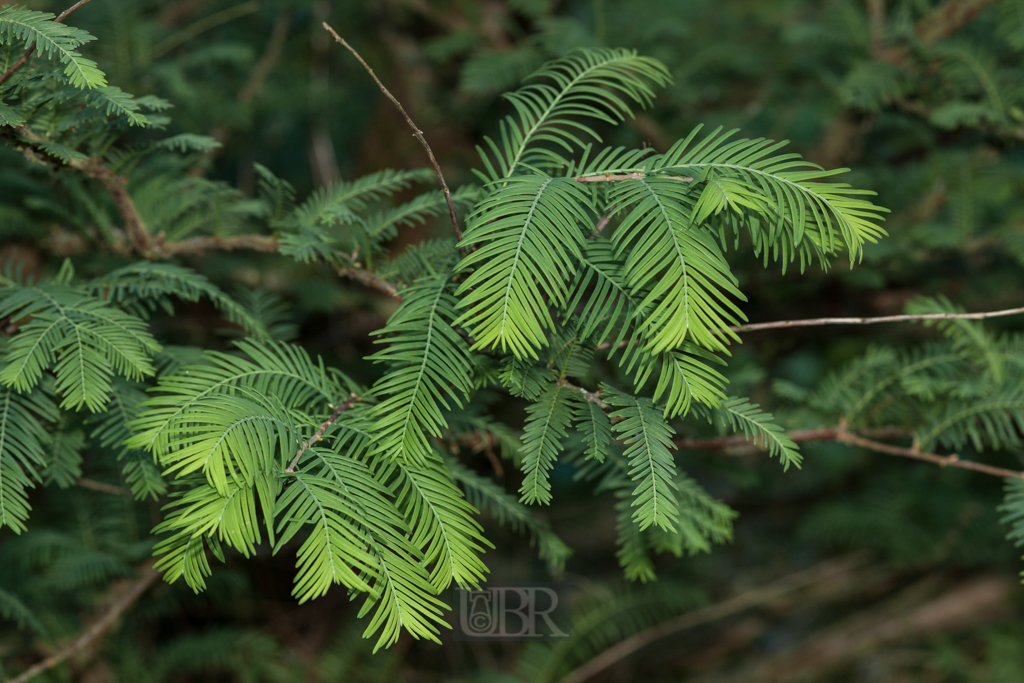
609, 175, 745, 354
613, 486, 656, 582
0, 382, 55, 533
87, 380, 166, 499
648, 474, 736, 556
155, 390, 297, 496
364, 186, 481, 242
86, 262, 269, 339
0, 6, 106, 89
254, 162, 296, 223
292, 169, 433, 228
654, 346, 729, 418
917, 388, 1024, 452
999, 478, 1024, 575
368, 274, 474, 465
694, 396, 802, 469
519, 383, 575, 505
388, 459, 491, 590
0, 585, 47, 636
0, 284, 159, 411
67, 84, 152, 126
575, 394, 611, 462
499, 357, 556, 400
604, 387, 678, 532
476, 48, 670, 180
155, 479, 268, 591
40, 418, 84, 488
904, 295, 1004, 382
155, 133, 223, 153
569, 239, 727, 416
128, 339, 352, 456
457, 175, 592, 358
377, 238, 460, 286
448, 458, 572, 570
652, 125, 889, 262
0, 99, 25, 127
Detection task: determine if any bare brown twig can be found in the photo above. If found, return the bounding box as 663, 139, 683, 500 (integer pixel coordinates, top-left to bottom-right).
322, 23, 466, 254
0, 0, 95, 86
338, 266, 403, 300
595, 305, 1024, 351
674, 425, 910, 451
9, 562, 160, 683
594, 203, 618, 233
155, 234, 279, 256
575, 173, 694, 183
556, 378, 1023, 481
238, 12, 291, 105
729, 305, 1024, 334
75, 478, 130, 497
678, 420, 1024, 481
286, 394, 362, 473
836, 429, 1024, 480
559, 555, 870, 683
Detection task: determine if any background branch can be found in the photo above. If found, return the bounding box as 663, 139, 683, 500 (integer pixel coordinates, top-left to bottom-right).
322, 23, 466, 252
9, 562, 160, 683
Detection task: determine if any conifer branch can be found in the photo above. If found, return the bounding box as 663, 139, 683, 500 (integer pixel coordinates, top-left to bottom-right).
0, 0, 93, 85
74, 159, 154, 254
322, 23, 466, 253
9, 561, 160, 683
285, 394, 362, 473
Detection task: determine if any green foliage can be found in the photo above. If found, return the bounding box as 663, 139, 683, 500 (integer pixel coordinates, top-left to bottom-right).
0, 6, 106, 89
6, 2, 1024, 677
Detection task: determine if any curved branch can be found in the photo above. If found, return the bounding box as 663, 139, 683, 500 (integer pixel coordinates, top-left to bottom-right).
9, 562, 160, 683
322, 23, 465, 251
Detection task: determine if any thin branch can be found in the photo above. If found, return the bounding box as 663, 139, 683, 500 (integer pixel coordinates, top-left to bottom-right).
75, 478, 130, 497
338, 265, 403, 301
9, 562, 160, 683
595, 305, 1024, 351
559, 554, 870, 683
729, 305, 1024, 334
322, 23, 466, 253
17, 125, 155, 254
836, 430, 1024, 480
237, 11, 291, 105
876, 0, 1001, 65
155, 234, 279, 255
286, 394, 362, 473
676, 420, 1024, 481
575, 173, 693, 182
0, 0, 95, 85
594, 203, 618, 233
72, 158, 154, 254
674, 425, 910, 451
